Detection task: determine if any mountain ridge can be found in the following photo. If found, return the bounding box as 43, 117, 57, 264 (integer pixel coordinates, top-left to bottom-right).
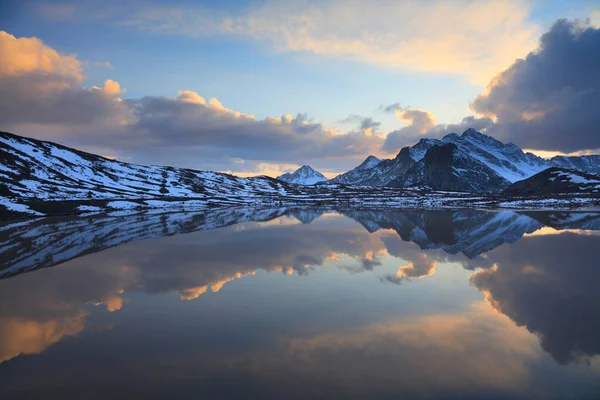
330, 128, 600, 192
0, 130, 598, 218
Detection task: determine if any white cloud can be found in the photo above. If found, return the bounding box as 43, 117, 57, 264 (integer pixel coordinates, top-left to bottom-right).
114, 0, 539, 83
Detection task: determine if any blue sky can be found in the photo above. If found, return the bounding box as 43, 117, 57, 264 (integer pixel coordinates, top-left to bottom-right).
0, 0, 599, 176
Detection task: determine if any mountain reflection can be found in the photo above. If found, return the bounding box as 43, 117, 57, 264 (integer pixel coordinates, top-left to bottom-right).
3, 208, 599, 278
1, 209, 600, 398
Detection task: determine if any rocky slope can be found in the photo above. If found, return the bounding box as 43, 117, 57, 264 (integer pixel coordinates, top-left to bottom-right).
504, 168, 600, 196
330, 155, 381, 185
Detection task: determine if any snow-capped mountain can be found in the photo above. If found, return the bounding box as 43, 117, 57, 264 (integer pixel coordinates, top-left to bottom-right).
505, 168, 600, 196
331, 128, 600, 192
277, 165, 327, 185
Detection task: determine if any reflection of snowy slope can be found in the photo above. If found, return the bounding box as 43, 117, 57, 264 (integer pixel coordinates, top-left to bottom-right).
443, 211, 542, 257
290, 210, 324, 224
0, 208, 288, 278
522, 212, 600, 230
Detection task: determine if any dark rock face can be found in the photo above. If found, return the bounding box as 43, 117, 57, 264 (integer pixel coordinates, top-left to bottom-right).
504, 167, 600, 196
388, 143, 511, 193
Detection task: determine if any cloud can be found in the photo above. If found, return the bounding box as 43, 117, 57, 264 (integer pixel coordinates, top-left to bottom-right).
0, 31, 128, 127
472, 19, 600, 153
340, 115, 382, 138
218, 303, 540, 397
0, 30, 383, 174
0, 313, 86, 363
395, 254, 437, 280
119, 93, 383, 166
380, 102, 404, 113
382, 107, 435, 152
0, 31, 80, 76
103, 0, 539, 83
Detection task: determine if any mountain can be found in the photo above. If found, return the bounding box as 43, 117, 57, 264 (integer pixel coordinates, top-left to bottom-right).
388, 143, 511, 193
330, 128, 600, 192
504, 168, 600, 196
331, 150, 416, 186
277, 165, 327, 185
0, 130, 598, 218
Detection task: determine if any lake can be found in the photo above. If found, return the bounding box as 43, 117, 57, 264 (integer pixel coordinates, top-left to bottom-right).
1, 208, 600, 399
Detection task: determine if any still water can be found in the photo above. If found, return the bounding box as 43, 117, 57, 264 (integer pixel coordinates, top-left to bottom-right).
1, 208, 600, 399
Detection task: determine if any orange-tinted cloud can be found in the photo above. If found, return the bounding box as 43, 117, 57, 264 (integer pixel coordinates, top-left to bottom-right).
0, 31, 81, 77
0, 313, 86, 364
395, 254, 437, 279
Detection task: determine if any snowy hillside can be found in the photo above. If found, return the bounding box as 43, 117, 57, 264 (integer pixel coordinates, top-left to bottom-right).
276, 165, 327, 185
0, 130, 292, 215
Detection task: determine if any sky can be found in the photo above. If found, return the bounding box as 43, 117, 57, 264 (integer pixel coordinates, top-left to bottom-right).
0, 0, 599, 178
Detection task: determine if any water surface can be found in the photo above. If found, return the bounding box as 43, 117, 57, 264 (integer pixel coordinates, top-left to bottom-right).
1, 209, 600, 399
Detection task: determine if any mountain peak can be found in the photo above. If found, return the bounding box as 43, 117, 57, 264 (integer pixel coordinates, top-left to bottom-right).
462, 128, 479, 137
358, 155, 381, 169
277, 165, 327, 185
